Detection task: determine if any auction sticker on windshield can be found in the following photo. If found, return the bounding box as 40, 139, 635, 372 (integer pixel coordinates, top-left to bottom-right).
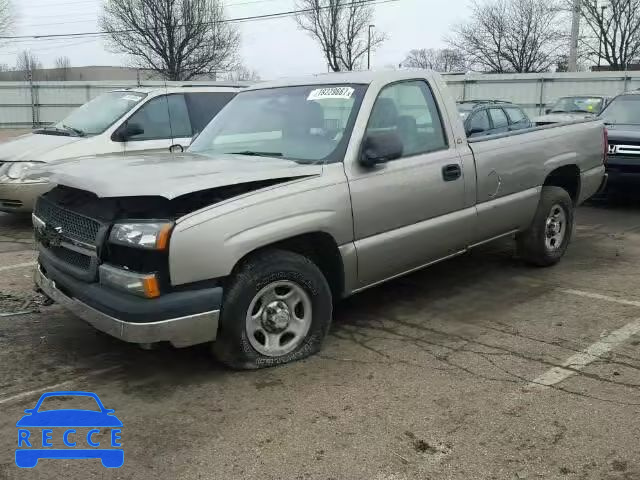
307, 87, 354, 101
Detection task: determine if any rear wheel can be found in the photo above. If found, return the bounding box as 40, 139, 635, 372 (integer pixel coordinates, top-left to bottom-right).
517, 186, 574, 267
213, 250, 333, 369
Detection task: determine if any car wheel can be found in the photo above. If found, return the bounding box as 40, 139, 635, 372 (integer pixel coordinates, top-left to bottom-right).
213, 249, 333, 369
517, 186, 574, 267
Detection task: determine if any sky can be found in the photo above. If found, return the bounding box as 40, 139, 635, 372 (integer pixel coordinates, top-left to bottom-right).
0, 0, 470, 79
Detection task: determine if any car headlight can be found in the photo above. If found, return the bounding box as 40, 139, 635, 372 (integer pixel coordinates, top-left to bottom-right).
0, 162, 47, 183
99, 264, 161, 298
109, 221, 174, 250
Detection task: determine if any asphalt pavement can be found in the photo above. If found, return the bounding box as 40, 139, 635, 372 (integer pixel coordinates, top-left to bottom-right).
0, 199, 639, 480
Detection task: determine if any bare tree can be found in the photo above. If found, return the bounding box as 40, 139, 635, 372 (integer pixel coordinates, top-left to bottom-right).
53, 56, 72, 81
0, 0, 13, 36
403, 48, 467, 72
295, 0, 386, 72
16, 51, 43, 81
580, 0, 640, 70
101, 0, 240, 81
224, 64, 261, 82
447, 0, 565, 73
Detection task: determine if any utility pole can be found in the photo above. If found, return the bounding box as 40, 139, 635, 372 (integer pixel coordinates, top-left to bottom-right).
367, 24, 375, 70
568, 0, 581, 71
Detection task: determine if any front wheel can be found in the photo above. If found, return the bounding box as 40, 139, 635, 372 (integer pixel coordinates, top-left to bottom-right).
517, 186, 574, 267
213, 250, 333, 369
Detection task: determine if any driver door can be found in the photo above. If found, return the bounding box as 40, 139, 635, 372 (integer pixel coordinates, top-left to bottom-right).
116, 94, 194, 154
347, 80, 473, 287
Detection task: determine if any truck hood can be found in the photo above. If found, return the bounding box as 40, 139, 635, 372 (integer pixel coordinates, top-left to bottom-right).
605, 123, 640, 142
0, 132, 85, 162
33, 152, 323, 199
533, 112, 596, 124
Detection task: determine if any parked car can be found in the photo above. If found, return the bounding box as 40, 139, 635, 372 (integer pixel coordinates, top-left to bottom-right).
0, 84, 244, 213
534, 95, 609, 126
32, 70, 606, 369
599, 91, 640, 187
457, 100, 532, 137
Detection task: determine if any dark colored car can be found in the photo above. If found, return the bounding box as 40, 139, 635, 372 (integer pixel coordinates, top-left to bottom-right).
599, 92, 640, 187
457, 100, 532, 138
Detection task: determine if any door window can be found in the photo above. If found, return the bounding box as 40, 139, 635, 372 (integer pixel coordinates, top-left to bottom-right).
467, 110, 491, 136
186, 92, 237, 134
366, 80, 447, 158
125, 94, 192, 141
488, 108, 509, 129
505, 107, 526, 124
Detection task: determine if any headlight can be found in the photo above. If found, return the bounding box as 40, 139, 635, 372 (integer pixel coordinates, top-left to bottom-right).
0, 162, 47, 183
99, 264, 160, 298
109, 221, 174, 250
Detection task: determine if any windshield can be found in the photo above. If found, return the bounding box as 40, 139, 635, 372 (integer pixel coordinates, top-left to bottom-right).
599, 95, 640, 125
189, 84, 367, 164
457, 103, 477, 119
55, 91, 147, 136
550, 97, 603, 114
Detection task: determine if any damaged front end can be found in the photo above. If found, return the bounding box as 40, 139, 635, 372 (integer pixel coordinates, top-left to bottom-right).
31, 176, 304, 348
35, 179, 295, 289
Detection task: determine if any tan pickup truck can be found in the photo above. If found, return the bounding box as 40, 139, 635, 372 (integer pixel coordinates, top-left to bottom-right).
31, 70, 607, 369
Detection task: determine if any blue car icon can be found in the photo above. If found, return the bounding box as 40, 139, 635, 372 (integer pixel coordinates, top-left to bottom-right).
16, 391, 123, 468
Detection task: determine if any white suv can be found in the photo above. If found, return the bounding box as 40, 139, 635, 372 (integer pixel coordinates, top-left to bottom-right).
0, 84, 243, 213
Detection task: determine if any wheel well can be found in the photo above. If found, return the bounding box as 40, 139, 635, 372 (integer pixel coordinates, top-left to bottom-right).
544, 165, 580, 203
238, 232, 345, 300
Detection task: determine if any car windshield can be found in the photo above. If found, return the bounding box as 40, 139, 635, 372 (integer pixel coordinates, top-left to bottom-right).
599, 95, 640, 125
36, 395, 101, 412
54, 91, 147, 136
550, 97, 603, 114
189, 84, 367, 164
457, 103, 477, 119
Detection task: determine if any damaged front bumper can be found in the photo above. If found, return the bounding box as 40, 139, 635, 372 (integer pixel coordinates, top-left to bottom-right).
35, 261, 222, 348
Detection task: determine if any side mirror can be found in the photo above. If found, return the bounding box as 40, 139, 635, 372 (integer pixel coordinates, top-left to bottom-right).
360, 132, 403, 168
467, 127, 485, 137
545, 108, 552, 114
113, 122, 144, 142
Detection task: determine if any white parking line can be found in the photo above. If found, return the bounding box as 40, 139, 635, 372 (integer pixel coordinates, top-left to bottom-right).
0, 366, 120, 405
527, 288, 640, 391
0, 261, 36, 272
562, 289, 640, 308
527, 318, 640, 390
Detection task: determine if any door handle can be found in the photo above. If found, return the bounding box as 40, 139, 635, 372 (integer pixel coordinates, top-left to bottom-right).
442, 164, 462, 182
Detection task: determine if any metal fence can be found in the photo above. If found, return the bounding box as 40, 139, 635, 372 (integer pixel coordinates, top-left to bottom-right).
3, 72, 640, 128
443, 71, 640, 117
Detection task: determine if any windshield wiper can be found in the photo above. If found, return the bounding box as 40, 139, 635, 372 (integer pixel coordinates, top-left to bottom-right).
34, 126, 72, 136
62, 124, 85, 137
228, 151, 283, 157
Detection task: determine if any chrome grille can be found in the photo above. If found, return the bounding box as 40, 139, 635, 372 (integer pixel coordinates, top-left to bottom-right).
34, 197, 104, 281
34, 197, 100, 244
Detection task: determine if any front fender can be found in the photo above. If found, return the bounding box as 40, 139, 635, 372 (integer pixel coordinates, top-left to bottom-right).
168, 165, 353, 286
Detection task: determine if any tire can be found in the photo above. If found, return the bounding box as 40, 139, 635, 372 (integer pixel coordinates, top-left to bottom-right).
516, 186, 574, 267
213, 249, 333, 370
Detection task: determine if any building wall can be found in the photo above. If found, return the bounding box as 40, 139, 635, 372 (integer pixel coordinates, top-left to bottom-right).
2, 71, 640, 128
